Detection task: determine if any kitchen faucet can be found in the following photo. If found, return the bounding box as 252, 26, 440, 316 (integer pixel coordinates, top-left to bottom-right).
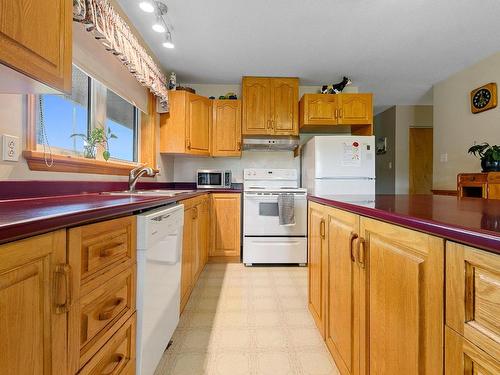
128, 166, 157, 192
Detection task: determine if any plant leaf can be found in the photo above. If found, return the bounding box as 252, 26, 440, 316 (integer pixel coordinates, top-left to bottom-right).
103, 150, 110, 161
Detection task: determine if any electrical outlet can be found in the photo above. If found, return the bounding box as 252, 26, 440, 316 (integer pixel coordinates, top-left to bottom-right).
2, 134, 20, 162
440, 153, 448, 163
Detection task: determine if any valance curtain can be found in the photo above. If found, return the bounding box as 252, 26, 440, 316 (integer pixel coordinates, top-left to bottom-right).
73, 0, 169, 110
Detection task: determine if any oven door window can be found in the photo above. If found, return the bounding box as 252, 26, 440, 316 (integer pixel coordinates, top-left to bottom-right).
259, 202, 279, 217
208, 173, 222, 186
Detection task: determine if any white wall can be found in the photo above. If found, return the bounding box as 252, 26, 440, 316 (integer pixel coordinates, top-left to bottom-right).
433, 52, 500, 190
173, 151, 300, 183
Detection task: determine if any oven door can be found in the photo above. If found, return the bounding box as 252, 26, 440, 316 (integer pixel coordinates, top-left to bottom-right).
243, 192, 307, 236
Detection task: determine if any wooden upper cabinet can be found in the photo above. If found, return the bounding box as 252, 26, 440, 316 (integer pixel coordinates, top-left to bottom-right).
242, 77, 299, 136
242, 77, 272, 135
160, 91, 211, 156
212, 99, 242, 157
0, 230, 67, 375
0, 0, 72, 93
271, 78, 299, 135
299, 93, 373, 135
210, 193, 241, 260
300, 94, 338, 127
325, 207, 359, 375
338, 94, 372, 126
446, 242, 500, 357
358, 217, 444, 375
187, 94, 211, 155
308, 202, 328, 337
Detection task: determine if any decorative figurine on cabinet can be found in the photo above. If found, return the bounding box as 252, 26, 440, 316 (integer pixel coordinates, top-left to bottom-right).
321, 76, 352, 94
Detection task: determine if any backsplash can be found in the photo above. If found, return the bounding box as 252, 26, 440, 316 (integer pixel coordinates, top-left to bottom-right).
173, 151, 300, 183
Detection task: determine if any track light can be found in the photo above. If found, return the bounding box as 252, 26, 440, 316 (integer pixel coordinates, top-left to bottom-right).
139, 1, 155, 13
162, 32, 174, 49
152, 19, 166, 33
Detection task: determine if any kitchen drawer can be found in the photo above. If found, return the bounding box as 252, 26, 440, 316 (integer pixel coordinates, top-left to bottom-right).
457, 173, 487, 185
70, 266, 136, 370
78, 314, 136, 375
487, 172, 500, 184
69, 216, 136, 287
445, 326, 500, 375
446, 241, 500, 358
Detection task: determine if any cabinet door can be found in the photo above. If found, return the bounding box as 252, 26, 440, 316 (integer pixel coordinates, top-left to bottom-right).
0, 230, 67, 375
271, 78, 298, 135
210, 194, 241, 259
338, 94, 373, 125
325, 207, 360, 375
242, 77, 271, 135
446, 242, 500, 356
0, 0, 71, 92
308, 202, 328, 337
445, 327, 500, 375
358, 218, 444, 375
180, 207, 194, 313
301, 94, 339, 126
186, 94, 211, 155
199, 197, 210, 268
212, 100, 242, 157
192, 205, 204, 282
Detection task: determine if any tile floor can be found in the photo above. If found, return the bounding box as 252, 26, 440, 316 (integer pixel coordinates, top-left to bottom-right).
154, 263, 340, 375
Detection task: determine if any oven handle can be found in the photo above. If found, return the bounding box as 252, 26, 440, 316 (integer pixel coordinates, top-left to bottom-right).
244, 193, 307, 198
248, 240, 303, 245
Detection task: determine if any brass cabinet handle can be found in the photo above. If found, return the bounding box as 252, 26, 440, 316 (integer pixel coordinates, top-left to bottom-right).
319, 219, 326, 239
349, 232, 359, 262
101, 353, 126, 375
99, 242, 122, 258
98, 297, 125, 321
339, 108, 343, 119
54, 264, 72, 314
267, 120, 272, 129
237, 141, 242, 151
334, 109, 338, 120
186, 139, 191, 150
358, 237, 366, 268
193, 207, 198, 220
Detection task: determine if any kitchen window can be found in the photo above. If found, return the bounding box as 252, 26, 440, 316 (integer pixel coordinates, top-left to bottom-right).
34, 65, 139, 164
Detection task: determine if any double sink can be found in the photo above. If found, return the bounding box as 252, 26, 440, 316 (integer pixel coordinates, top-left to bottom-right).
100, 189, 196, 197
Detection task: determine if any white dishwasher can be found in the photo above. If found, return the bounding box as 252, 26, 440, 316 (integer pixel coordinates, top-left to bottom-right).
136, 203, 184, 375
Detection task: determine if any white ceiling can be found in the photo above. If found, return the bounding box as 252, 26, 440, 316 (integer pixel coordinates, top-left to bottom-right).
117, 0, 500, 107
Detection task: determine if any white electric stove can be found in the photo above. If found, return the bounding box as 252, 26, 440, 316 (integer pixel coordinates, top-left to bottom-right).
243, 168, 307, 266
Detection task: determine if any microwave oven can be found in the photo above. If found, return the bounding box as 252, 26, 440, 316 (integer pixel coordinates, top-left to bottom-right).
197, 170, 232, 189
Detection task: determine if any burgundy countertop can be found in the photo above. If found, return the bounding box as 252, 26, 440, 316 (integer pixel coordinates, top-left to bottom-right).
308, 194, 500, 254
0, 187, 241, 245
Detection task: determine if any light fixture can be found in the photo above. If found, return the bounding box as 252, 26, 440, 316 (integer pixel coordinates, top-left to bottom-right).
139, 1, 155, 13
162, 32, 174, 49
152, 18, 166, 33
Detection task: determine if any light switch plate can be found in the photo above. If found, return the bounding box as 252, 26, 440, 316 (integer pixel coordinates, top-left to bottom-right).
2, 134, 20, 161
440, 153, 448, 163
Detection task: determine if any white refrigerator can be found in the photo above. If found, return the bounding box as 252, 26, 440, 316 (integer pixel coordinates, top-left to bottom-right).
302, 136, 376, 195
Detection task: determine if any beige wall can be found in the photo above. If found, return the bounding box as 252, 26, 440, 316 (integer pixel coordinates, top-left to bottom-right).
433, 52, 500, 190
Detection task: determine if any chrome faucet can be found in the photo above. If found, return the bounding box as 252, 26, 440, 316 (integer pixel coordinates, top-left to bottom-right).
128, 166, 157, 192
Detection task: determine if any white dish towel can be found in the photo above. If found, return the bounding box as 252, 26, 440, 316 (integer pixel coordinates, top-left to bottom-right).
278, 193, 295, 226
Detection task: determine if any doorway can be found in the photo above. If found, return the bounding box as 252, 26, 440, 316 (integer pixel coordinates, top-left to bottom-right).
409, 127, 433, 194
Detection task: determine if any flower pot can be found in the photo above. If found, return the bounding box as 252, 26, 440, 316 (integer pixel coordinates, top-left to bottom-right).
83, 144, 97, 159
481, 159, 500, 172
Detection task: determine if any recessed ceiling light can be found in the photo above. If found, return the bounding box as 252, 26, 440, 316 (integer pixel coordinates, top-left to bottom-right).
139, 1, 155, 13
163, 41, 174, 49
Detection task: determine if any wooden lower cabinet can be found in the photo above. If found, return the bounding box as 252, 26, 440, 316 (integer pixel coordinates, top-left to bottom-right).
325, 207, 359, 375
359, 217, 444, 375
0, 230, 67, 375
209, 193, 241, 262
446, 242, 500, 362
308, 202, 328, 337
180, 194, 210, 313
309, 203, 445, 375
445, 327, 500, 375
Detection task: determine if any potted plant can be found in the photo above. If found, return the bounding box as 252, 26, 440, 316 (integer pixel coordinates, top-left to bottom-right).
468, 142, 500, 172
71, 126, 117, 160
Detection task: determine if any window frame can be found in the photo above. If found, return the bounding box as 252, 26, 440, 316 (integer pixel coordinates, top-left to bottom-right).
24, 89, 158, 176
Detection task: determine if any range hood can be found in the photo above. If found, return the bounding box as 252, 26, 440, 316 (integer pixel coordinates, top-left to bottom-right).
243, 138, 300, 151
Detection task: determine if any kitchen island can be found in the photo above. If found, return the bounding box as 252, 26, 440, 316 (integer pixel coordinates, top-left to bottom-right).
307, 193, 499, 375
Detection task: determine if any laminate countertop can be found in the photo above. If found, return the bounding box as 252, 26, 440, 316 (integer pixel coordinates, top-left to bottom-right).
0, 189, 241, 245
308, 194, 500, 254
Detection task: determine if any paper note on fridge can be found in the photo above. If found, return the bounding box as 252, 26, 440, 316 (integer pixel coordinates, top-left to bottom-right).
341, 141, 362, 167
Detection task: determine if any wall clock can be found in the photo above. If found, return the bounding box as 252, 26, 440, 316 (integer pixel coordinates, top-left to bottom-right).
470, 82, 497, 114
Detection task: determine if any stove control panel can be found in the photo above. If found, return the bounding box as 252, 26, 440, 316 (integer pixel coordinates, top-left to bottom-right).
244, 169, 297, 180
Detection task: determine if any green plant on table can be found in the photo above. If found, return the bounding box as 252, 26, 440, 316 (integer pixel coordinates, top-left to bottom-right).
468, 142, 500, 172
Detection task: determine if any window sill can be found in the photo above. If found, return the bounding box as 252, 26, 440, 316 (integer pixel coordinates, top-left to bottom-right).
23, 150, 140, 176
